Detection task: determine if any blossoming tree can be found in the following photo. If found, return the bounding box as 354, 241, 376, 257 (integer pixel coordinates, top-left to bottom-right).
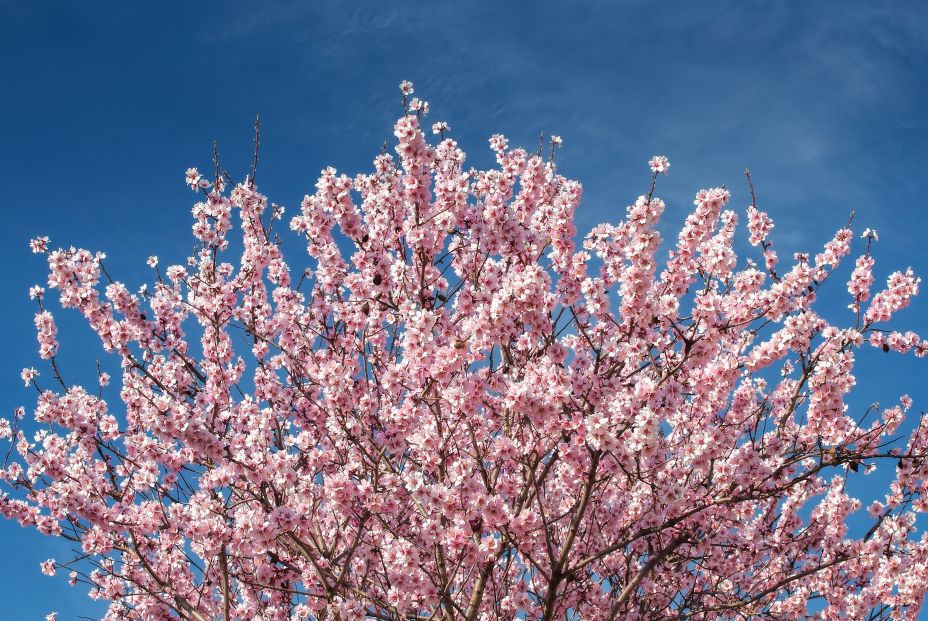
6, 83, 928, 620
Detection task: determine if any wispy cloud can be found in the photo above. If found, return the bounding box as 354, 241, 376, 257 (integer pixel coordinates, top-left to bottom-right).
195, 0, 928, 248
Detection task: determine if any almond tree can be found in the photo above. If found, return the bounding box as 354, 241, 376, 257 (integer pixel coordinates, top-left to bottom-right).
6, 83, 928, 620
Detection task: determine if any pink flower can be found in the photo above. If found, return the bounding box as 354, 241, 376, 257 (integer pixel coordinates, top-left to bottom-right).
399, 80, 414, 96
45, 614, 57, 621
185, 167, 205, 190
431, 121, 449, 135
409, 97, 429, 114
21, 367, 38, 386
29, 285, 45, 300
34, 311, 58, 359
648, 155, 670, 174
489, 134, 508, 153
847, 254, 874, 305
29, 236, 49, 254
551, 135, 563, 146
40, 559, 56, 576
147, 256, 158, 268
746, 206, 774, 246
865, 268, 921, 323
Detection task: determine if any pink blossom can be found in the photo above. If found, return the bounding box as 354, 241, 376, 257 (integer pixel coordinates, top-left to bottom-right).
648, 154, 670, 173
7, 85, 928, 621
20, 367, 38, 386
408, 97, 429, 114
40, 559, 56, 576
185, 167, 208, 190
29, 236, 49, 254
489, 133, 508, 153
34, 311, 58, 359
848, 254, 875, 306
865, 268, 921, 323
746, 206, 774, 246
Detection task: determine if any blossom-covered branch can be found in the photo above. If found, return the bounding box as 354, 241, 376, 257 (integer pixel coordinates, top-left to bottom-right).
6, 83, 928, 620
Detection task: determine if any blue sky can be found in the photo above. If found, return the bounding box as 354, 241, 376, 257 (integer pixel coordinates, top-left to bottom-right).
1, 1, 927, 618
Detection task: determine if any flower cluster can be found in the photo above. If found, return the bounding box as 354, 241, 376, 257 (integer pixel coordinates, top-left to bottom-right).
6, 88, 928, 621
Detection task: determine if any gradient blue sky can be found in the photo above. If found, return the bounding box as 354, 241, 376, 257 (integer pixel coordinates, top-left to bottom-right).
2, 1, 927, 618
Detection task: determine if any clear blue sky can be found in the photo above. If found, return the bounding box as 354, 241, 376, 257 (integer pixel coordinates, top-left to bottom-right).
2, 1, 927, 618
